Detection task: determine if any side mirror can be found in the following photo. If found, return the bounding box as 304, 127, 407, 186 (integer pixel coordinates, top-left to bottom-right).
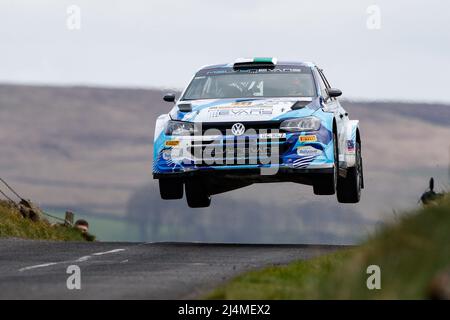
328, 88, 342, 98
163, 93, 176, 103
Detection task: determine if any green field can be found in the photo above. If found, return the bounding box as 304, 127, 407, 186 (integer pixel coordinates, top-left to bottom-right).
209, 195, 450, 299
79, 215, 139, 242
0, 200, 86, 241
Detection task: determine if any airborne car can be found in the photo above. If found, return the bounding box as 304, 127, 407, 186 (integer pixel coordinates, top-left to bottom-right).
153, 58, 363, 208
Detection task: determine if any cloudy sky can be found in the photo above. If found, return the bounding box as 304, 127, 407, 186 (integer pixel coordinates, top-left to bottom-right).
1, 0, 449, 102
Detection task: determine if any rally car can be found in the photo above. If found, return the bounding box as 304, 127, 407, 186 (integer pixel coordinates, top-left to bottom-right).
153, 58, 363, 207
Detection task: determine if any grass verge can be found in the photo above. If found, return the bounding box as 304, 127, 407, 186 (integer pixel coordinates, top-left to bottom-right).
0, 200, 86, 241
208, 195, 450, 299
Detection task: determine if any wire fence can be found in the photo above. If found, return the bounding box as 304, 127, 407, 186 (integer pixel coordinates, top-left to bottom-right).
0, 188, 15, 203
0, 177, 67, 224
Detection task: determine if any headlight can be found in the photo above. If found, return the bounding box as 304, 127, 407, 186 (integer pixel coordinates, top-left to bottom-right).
165, 120, 198, 136
280, 117, 321, 132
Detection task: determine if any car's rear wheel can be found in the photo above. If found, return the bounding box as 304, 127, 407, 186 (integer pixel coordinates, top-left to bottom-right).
337, 141, 362, 203
185, 180, 211, 208
313, 131, 338, 195
159, 179, 183, 200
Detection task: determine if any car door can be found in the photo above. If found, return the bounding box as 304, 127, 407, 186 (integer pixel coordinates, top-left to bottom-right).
315, 68, 348, 160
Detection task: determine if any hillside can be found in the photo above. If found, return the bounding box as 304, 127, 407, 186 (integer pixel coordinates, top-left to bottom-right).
209, 195, 450, 299
0, 84, 449, 243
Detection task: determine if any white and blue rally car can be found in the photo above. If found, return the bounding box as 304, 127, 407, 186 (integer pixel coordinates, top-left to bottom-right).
153, 58, 363, 207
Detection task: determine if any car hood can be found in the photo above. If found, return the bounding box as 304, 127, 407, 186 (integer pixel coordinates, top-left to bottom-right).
169, 97, 321, 123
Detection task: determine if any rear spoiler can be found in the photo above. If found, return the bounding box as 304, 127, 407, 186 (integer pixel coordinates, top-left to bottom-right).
233, 57, 277, 70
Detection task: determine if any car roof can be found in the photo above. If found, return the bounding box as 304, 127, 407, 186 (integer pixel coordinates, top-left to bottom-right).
198, 59, 317, 72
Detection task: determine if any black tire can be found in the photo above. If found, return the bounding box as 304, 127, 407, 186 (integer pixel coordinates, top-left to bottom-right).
337, 141, 362, 203
159, 179, 183, 200
185, 180, 211, 208
313, 131, 338, 195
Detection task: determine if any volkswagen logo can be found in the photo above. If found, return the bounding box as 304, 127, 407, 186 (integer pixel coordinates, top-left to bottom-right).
231, 123, 245, 136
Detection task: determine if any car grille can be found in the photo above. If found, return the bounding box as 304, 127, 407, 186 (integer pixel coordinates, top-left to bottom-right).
190, 136, 288, 166
200, 121, 282, 135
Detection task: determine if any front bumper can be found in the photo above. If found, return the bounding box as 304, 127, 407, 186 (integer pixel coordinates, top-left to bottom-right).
154, 165, 334, 187
153, 124, 334, 177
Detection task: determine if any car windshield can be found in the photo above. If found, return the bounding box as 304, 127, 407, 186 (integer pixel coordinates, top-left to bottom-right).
182, 69, 316, 100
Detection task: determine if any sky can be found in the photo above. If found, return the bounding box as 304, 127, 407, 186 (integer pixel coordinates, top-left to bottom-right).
0, 0, 449, 103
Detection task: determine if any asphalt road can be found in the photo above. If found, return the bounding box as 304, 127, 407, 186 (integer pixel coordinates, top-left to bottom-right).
0, 239, 345, 299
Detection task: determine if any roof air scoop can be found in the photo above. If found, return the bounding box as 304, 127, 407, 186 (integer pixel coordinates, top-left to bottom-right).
233, 57, 277, 70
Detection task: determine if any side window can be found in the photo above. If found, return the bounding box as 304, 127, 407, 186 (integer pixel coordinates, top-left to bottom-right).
319, 70, 337, 101
314, 69, 328, 100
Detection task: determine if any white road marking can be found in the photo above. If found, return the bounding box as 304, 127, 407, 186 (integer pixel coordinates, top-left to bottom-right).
92, 249, 125, 256
19, 262, 59, 272
76, 256, 91, 262
18, 248, 125, 272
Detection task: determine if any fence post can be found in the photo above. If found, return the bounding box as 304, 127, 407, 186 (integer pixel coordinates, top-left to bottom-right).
65, 211, 74, 226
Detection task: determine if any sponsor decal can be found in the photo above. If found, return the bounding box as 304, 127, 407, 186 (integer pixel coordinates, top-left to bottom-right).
259, 132, 286, 139
203, 68, 304, 75
208, 108, 273, 118
230, 101, 254, 107
299, 135, 317, 142
347, 140, 355, 152
162, 149, 172, 160
165, 140, 180, 147
297, 146, 322, 156
171, 148, 183, 158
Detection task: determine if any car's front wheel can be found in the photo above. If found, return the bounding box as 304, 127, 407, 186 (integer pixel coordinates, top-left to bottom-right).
159, 178, 183, 200
337, 141, 362, 203
185, 180, 211, 208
